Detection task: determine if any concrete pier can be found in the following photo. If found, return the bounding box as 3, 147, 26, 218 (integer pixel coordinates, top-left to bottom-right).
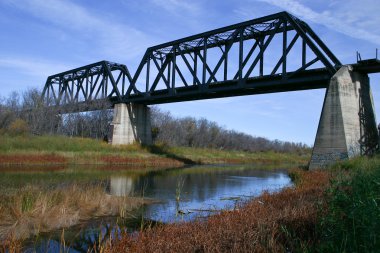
110, 103, 152, 145
309, 65, 378, 169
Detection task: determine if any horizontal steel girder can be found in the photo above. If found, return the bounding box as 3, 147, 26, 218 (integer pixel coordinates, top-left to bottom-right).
120, 68, 331, 105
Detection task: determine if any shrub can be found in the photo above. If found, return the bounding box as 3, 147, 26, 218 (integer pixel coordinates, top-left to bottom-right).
7, 119, 29, 136
316, 158, 380, 252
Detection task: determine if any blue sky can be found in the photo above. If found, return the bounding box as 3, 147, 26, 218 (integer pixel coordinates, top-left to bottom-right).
0, 0, 379, 145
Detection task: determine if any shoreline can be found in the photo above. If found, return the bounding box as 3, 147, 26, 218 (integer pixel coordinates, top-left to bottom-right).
0, 135, 310, 168
103, 156, 380, 253
105, 169, 330, 252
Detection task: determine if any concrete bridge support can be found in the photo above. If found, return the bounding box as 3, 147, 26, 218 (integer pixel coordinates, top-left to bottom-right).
309, 65, 378, 169
110, 103, 152, 145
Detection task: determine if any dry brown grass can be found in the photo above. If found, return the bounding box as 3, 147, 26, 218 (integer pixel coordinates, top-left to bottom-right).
106, 169, 330, 253
0, 184, 147, 241
0, 234, 22, 253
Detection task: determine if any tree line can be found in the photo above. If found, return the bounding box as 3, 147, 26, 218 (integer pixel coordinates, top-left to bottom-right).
0, 88, 111, 139
0, 88, 309, 153
151, 107, 309, 153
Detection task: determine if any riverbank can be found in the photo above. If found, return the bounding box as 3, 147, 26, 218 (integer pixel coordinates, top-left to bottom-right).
0, 164, 293, 252
104, 156, 380, 252
105, 169, 329, 252
0, 135, 309, 167
0, 183, 153, 242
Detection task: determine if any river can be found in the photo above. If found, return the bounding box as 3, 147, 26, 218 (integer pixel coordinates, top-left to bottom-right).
0, 164, 292, 252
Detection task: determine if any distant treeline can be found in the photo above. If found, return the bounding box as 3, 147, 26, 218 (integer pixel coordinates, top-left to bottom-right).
151, 107, 309, 153
0, 88, 309, 153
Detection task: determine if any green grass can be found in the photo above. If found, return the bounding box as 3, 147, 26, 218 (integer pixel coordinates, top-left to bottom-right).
315, 156, 380, 252
0, 135, 142, 154
0, 135, 309, 166
164, 145, 309, 164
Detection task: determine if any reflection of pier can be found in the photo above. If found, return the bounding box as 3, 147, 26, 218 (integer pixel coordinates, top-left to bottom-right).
109, 176, 134, 196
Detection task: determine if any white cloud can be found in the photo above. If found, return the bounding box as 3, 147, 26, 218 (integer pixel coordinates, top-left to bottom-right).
151, 0, 200, 14
256, 0, 380, 46
3, 0, 152, 61
0, 57, 71, 78
0, 56, 75, 96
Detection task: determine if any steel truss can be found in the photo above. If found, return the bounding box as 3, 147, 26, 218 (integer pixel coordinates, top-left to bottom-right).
42, 11, 341, 110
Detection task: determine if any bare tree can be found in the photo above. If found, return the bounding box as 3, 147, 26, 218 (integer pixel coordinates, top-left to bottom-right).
0, 90, 309, 153
151, 107, 310, 153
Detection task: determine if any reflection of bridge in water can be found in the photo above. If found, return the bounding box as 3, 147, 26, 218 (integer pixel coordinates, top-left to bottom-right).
106, 166, 291, 222
109, 177, 134, 197
41, 12, 380, 169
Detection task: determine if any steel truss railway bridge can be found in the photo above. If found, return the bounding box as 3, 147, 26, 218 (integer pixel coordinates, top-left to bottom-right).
41, 12, 380, 169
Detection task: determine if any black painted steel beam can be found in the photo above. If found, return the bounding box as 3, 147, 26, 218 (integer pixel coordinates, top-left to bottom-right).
353, 59, 380, 74
41, 12, 341, 111
124, 68, 331, 105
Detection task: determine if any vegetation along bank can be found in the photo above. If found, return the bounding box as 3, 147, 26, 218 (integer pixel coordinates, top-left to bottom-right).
0, 135, 309, 167
103, 156, 380, 253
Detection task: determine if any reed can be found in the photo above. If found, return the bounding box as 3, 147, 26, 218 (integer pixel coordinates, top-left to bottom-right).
0, 183, 147, 241
105, 169, 330, 252
104, 156, 380, 252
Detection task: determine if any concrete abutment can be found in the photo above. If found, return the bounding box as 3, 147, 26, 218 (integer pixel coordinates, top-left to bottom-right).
309, 65, 378, 169
110, 103, 152, 145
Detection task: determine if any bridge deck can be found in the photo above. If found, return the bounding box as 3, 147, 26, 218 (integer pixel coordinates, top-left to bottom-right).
353, 59, 380, 74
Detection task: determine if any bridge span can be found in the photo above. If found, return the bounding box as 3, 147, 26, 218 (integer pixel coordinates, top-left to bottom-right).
41, 12, 380, 169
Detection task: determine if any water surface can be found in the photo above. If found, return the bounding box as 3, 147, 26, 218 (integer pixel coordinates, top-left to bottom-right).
0, 164, 292, 252
110, 165, 292, 222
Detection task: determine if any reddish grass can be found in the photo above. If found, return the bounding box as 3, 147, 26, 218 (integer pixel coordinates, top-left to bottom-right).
0, 154, 185, 168
100, 156, 184, 167
0, 235, 22, 253
0, 154, 67, 165
106, 170, 330, 253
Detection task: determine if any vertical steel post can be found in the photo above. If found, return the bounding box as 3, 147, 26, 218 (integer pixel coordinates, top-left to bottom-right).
239, 28, 244, 80
172, 47, 176, 91
302, 39, 306, 67
282, 20, 287, 77
167, 60, 171, 89
202, 37, 207, 85
146, 56, 150, 93
224, 44, 228, 81
194, 51, 198, 86
260, 37, 264, 76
